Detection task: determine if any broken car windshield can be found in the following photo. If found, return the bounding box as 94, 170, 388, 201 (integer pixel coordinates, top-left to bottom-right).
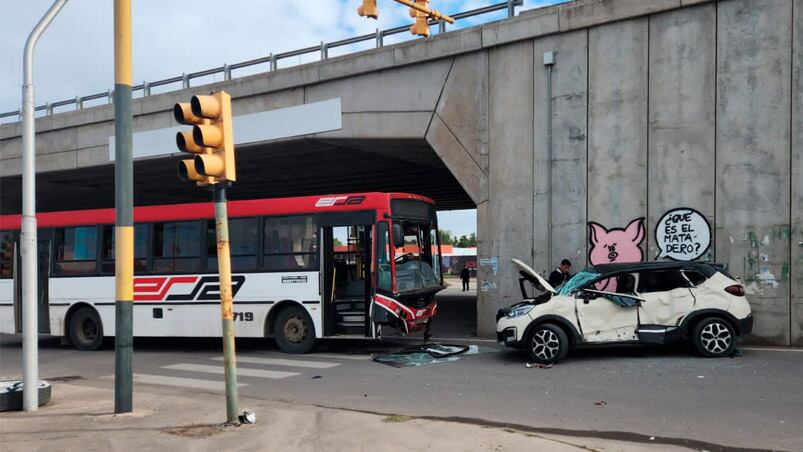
557, 271, 601, 296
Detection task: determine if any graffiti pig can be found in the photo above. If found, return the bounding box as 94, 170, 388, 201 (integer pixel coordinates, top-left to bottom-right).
588, 218, 645, 291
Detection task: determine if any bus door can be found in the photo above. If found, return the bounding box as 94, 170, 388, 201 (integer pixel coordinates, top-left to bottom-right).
13, 237, 51, 334
318, 211, 374, 337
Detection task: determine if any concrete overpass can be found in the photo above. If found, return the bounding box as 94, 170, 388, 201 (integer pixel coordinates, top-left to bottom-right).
1, 0, 801, 344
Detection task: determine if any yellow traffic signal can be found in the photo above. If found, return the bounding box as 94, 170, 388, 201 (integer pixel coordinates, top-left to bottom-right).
173, 91, 236, 185
358, 0, 378, 19
409, 0, 430, 37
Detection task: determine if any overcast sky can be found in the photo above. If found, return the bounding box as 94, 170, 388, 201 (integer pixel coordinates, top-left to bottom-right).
0, 0, 560, 236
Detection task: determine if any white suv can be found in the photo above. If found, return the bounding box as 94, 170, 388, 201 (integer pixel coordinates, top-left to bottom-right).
497, 259, 753, 364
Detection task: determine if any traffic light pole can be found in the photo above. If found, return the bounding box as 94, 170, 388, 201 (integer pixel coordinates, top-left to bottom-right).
114, 0, 134, 414
213, 183, 240, 424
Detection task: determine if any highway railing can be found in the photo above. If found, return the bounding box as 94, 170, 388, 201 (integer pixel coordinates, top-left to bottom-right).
0, 0, 524, 123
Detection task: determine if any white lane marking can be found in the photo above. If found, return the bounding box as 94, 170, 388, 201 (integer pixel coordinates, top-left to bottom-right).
212, 356, 341, 369
741, 347, 803, 353
163, 363, 300, 379
101, 374, 248, 391
304, 353, 372, 361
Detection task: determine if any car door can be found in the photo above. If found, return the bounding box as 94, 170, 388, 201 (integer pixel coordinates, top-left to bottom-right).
575, 273, 639, 343
636, 269, 695, 326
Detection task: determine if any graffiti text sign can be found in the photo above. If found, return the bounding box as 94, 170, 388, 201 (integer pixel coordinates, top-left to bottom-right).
655, 208, 711, 261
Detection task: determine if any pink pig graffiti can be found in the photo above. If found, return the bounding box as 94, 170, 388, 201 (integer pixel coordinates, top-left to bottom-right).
588, 218, 645, 292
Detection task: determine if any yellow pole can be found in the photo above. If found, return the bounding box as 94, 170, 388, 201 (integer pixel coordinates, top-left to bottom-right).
113, 0, 134, 414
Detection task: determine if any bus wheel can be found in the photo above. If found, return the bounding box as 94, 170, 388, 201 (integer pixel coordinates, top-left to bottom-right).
68, 307, 104, 351
274, 305, 315, 354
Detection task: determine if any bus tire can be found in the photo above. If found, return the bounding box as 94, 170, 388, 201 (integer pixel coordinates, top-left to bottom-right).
68, 306, 104, 351
274, 305, 315, 354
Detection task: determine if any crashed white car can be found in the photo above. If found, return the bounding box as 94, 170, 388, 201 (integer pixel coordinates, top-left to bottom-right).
497, 259, 753, 364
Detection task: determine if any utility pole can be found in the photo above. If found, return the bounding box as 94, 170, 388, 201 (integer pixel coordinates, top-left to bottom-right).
21, 0, 68, 413
114, 0, 134, 414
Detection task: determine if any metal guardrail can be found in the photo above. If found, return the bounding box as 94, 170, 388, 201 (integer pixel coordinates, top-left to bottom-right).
0, 0, 523, 123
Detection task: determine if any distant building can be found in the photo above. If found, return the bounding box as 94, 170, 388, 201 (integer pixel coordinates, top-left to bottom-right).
443, 246, 476, 276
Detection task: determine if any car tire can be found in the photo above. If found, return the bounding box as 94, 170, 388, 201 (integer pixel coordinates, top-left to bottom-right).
692, 317, 735, 358
527, 323, 569, 365
274, 305, 315, 354
68, 307, 104, 351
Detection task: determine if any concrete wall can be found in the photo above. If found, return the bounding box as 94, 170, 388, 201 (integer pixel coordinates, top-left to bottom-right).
472, 0, 800, 344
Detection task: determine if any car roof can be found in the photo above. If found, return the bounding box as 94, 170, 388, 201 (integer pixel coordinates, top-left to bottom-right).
584, 261, 721, 276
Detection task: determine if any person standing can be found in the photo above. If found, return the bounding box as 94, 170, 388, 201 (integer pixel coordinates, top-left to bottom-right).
548, 259, 572, 288
460, 264, 471, 291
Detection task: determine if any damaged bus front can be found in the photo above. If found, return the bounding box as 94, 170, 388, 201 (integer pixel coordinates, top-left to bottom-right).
372, 197, 445, 338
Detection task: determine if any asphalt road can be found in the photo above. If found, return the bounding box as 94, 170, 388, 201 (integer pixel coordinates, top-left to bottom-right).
1, 292, 800, 451
2, 332, 801, 451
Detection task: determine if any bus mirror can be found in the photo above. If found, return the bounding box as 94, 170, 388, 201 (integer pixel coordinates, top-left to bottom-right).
392, 223, 404, 248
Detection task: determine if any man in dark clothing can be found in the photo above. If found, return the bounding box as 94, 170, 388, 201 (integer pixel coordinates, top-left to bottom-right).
460, 265, 471, 291
548, 259, 572, 288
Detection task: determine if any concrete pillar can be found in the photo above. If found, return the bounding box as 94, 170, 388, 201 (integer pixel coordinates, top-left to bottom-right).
716, 0, 792, 344
648, 5, 716, 261
427, 52, 490, 205
587, 19, 649, 257
791, 1, 802, 346
480, 40, 534, 336
533, 30, 589, 272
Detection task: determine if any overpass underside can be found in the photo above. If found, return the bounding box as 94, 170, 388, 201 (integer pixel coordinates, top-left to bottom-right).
0, 139, 474, 214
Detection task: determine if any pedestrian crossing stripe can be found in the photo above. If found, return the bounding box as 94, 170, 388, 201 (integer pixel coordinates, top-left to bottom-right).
101, 374, 248, 391
212, 356, 341, 369
163, 363, 300, 379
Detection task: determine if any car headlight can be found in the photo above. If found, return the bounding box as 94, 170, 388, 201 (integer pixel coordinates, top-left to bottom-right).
506, 305, 533, 318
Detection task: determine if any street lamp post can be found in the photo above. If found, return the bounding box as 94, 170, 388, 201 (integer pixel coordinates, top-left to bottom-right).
20, 0, 68, 413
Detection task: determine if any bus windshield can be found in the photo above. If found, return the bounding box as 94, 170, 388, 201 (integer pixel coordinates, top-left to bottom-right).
390, 198, 442, 294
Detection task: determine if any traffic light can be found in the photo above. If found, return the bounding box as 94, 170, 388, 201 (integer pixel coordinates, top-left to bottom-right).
409, 0, 430, 37
358, 0, 378, 19
173, 91, 236, 185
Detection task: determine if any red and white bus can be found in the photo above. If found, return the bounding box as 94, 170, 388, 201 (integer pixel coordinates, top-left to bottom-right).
0, 192, 443, 353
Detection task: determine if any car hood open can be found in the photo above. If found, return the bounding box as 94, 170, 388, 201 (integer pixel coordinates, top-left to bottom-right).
510, 258, 556, 294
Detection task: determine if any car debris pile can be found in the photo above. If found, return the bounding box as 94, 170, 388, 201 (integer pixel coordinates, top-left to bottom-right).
372, 344, 477, 368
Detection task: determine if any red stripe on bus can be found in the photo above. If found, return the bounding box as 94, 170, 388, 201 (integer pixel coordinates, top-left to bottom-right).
0, 192, 433, 230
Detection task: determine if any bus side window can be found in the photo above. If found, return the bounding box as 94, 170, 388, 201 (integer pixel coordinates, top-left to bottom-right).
0, 231, 18, 279
263, 215, 318, 271
100, 224, 149, 274
151, 221, 201, 273
206, 218, 258, 272
54, 226, 99, 276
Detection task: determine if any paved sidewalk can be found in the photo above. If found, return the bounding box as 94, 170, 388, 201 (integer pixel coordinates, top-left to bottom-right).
0, 382, 691, 452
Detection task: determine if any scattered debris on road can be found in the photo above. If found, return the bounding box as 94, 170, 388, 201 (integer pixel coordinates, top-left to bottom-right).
372, 344, 478, 368
729, 348, 744, 358
239, 410, 256, 424
525, 362, 552, 369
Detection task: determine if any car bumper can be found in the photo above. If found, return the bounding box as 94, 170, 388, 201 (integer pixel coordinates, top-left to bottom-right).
496, 326, 519, 346
736, 314, 754, 336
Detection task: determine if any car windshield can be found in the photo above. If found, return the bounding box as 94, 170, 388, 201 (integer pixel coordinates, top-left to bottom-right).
557, 271, 600, 296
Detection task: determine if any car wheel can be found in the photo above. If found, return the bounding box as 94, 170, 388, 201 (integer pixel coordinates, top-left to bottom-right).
527, 323, 569, 364
274, 305, 315, 354
692, 317, 735, 358
68, 307, 104, 351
